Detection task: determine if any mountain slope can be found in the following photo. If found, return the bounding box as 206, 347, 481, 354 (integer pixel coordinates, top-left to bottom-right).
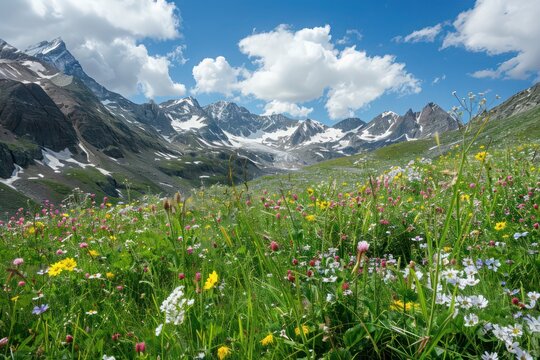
0, 37, 477, 214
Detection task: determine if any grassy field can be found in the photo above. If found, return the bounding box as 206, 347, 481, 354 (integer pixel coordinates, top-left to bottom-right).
1, 107, 539, 359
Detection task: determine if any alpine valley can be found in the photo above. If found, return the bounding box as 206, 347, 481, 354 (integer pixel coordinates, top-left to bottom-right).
0, 37, 538, 212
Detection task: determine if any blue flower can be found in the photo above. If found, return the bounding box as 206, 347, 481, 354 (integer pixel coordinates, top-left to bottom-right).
32, 304, 49, 315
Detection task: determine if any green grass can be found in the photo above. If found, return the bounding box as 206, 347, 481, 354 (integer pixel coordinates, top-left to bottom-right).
0, 183, 37, 218
1, 136, 539, 359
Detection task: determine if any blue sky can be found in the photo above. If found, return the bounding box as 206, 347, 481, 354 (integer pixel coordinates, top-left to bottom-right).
146, 0, 539, 123
1, 0, 538, 124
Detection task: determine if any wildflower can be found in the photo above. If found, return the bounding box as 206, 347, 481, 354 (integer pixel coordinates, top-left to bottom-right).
390, 300, 419, 312
307, 188, 314, 196
475, 151, 487, 161
106, 272, 115, 279
481, 352, 498, 360
217, 345, 231, 360
12, 258, 24, 266
269, 241, 279, 252
135, 342, 145, 353
464, 313, 479, 327
61, 258, 77, 271
494, 222, 506, 231
32, 304, 49, 315
528, 291, 540, 301
525, 315, 540, 333
155, 324, 163, 336
357, 241, 369, 254
294, 324, 310, 336
508, 324, 523, 337
0, 338, 8, 348
204, 271, 219, 290
102, 355, 116, 360
160, 286, 194, 325
48, 262, 64, 276
86, 310, 98, 315
88, 250, 100, 257
260, 333, 274, 346
305, 214, 316, 222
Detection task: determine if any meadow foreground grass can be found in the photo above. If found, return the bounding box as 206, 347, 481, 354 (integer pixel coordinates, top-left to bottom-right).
1, 136, 539, 358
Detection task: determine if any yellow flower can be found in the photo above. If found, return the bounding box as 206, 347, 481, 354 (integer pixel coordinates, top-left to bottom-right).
390, 300, 419, 312
60, 258, 77, 271
106, 272, 115, 279
260, 333, 274, 346
217, 345, 231, 360
474, 151, 487, 161
307, 188, 314, 196
460, 194, 470, 202
204, 271, 219, 290
294, 324, 310, 336
317, 200, 329, 210
11, 296, 19, 302
48, 262, 64, 276
88, 250, 100, 257
494, 222, 506, 231
305, 214, 316, 222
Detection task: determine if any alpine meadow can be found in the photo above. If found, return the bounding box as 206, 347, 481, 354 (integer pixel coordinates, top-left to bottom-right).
0, 1, 539, 359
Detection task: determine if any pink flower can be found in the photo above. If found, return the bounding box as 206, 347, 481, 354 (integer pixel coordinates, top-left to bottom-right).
79, 242, 88, 248
135, 342, 146, 353
12, 258, 24, 266
357, 241, 370, 254
270, 241, 279, 252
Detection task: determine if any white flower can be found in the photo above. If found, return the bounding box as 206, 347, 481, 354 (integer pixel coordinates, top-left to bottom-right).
481, 351, 498, 360
155, 324, 163, 337
505, 341, 521, 354
525, 315, 540, 333
442, 269, 460, 285
508, 324, 523, 338
322, 276, 337, 283
103, 355, 116, 360
464, 313, 479, 327
160, 286, 194, 325
527, 291, 540, 302
470, 295, 489, 309
326, 293, 334, 302
457, 296, 473, 309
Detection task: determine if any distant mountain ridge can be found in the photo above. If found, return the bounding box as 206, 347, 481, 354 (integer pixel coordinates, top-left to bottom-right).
0, 37, 480, 206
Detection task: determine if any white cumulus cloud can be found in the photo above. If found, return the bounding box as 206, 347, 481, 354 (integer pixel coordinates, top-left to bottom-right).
193, 25, 420, 120
0, 0, 186, 98
396, 23, 443, 43
192, 56, 241, 96
262, 101, 313, 118
443, 0, 540, 81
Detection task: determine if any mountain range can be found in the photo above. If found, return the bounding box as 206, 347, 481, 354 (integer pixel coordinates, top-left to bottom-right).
0, 37, 536, 207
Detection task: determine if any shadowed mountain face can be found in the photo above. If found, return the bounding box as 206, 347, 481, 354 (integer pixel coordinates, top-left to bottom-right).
0, 37, 475, 207
0, 79, 77, 150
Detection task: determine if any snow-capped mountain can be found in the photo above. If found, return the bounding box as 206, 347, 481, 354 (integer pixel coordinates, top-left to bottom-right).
0, 37, 464, 204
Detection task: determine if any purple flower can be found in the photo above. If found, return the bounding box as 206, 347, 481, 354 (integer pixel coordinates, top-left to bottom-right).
357, 241, 370, 254
32, 304, 49, 315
